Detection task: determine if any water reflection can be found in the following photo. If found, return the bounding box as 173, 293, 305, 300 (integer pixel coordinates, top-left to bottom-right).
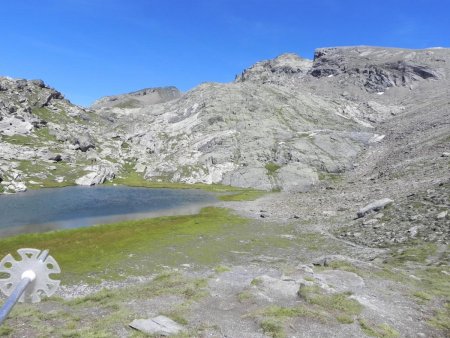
0, 186, 217, 237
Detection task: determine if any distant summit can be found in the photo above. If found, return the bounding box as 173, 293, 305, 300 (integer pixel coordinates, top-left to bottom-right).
91, 86, 182, 109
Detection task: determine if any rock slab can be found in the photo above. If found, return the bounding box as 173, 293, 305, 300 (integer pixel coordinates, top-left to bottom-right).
129, 315, 184, 336
357, 198, 393, 218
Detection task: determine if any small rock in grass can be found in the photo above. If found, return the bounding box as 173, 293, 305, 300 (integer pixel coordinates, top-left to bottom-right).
129, 316, 184, 336
436, 211, 448, 219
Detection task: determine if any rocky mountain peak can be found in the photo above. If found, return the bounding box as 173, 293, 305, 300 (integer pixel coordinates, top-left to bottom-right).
235, 52, 312, 84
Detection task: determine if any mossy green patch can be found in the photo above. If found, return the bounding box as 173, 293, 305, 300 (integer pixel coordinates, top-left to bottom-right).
358, 319, 399, 337
298, 285, 362, 321
218, 190, 266, 201
260, 319, 285, 338
250, 277, 263, 286
251, 305, 326, 337
256, 305, 325, 320
413, 291, 434, 302
265, 162, 281, 176
370, 242, 449, 336
214, 265, 230, 273
112, 162, 266, 201
19, 160, 85, 189
0, 325, 13, 336
3, 126, 58, 147
237, 290, 254, 303
32, 107, 73, 125
2, 134, 35, 146
428, 302, 450, 333
387, 242, 437, 265
0, 207, 246, 284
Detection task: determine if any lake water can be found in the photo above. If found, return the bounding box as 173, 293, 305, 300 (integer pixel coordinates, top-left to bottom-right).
0, 186, 217, 237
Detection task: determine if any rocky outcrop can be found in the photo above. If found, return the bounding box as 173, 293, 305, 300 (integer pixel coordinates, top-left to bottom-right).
235, 53, 312, 84
0, 76, 113, 193
309, 46, 441, 93
75, 165, 116, 186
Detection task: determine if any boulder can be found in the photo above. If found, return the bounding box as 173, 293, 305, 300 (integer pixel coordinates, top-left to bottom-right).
129, 316, 184, 336
357, 198, 393, 218
75, 166, 115, 186
74, 135, 95, 152
48, 153, 62, 162
6, 181, 27, 193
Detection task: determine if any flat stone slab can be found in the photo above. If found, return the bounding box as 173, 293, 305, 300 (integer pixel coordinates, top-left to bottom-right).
315, 270, 365, 294
253, 275, 300, 300
129, 315, 184, 336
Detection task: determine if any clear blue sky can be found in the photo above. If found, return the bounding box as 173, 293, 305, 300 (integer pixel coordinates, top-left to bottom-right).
2, 0, 449, 107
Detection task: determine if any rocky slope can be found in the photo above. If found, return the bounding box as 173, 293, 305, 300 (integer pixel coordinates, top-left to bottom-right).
1, 46, 449, 195
0, 77, 118, 193
93, 47, 448, 191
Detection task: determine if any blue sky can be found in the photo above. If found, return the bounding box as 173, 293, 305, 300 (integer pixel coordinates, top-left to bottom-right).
1, 0, 449, 106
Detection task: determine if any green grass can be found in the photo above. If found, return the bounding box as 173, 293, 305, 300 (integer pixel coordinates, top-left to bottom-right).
32, 107, 73, 125
218, 190, 266, 201
358, 319, 399, 337
237, 290, 253, 303
2, 126, 58, 147
214, 265, 230, 273
298, 285, 363, 321
2, 134, 35, 145
0, 207, 246, 284
111, 163, 266, 201
0, 325, 13, 336
428, 302, 450, 333
371, 242, 449, 335
256, 305, 325, 320
265, 162, 281, 176
260, 319, 285, 338
386, 242, 437, 265
254, 305, 326, 338
250, 277, 263, 286
413, 291, 434, 302
19, 160, 86, 189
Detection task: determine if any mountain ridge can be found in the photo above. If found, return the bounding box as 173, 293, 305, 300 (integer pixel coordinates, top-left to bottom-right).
1, 45, 449, 194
